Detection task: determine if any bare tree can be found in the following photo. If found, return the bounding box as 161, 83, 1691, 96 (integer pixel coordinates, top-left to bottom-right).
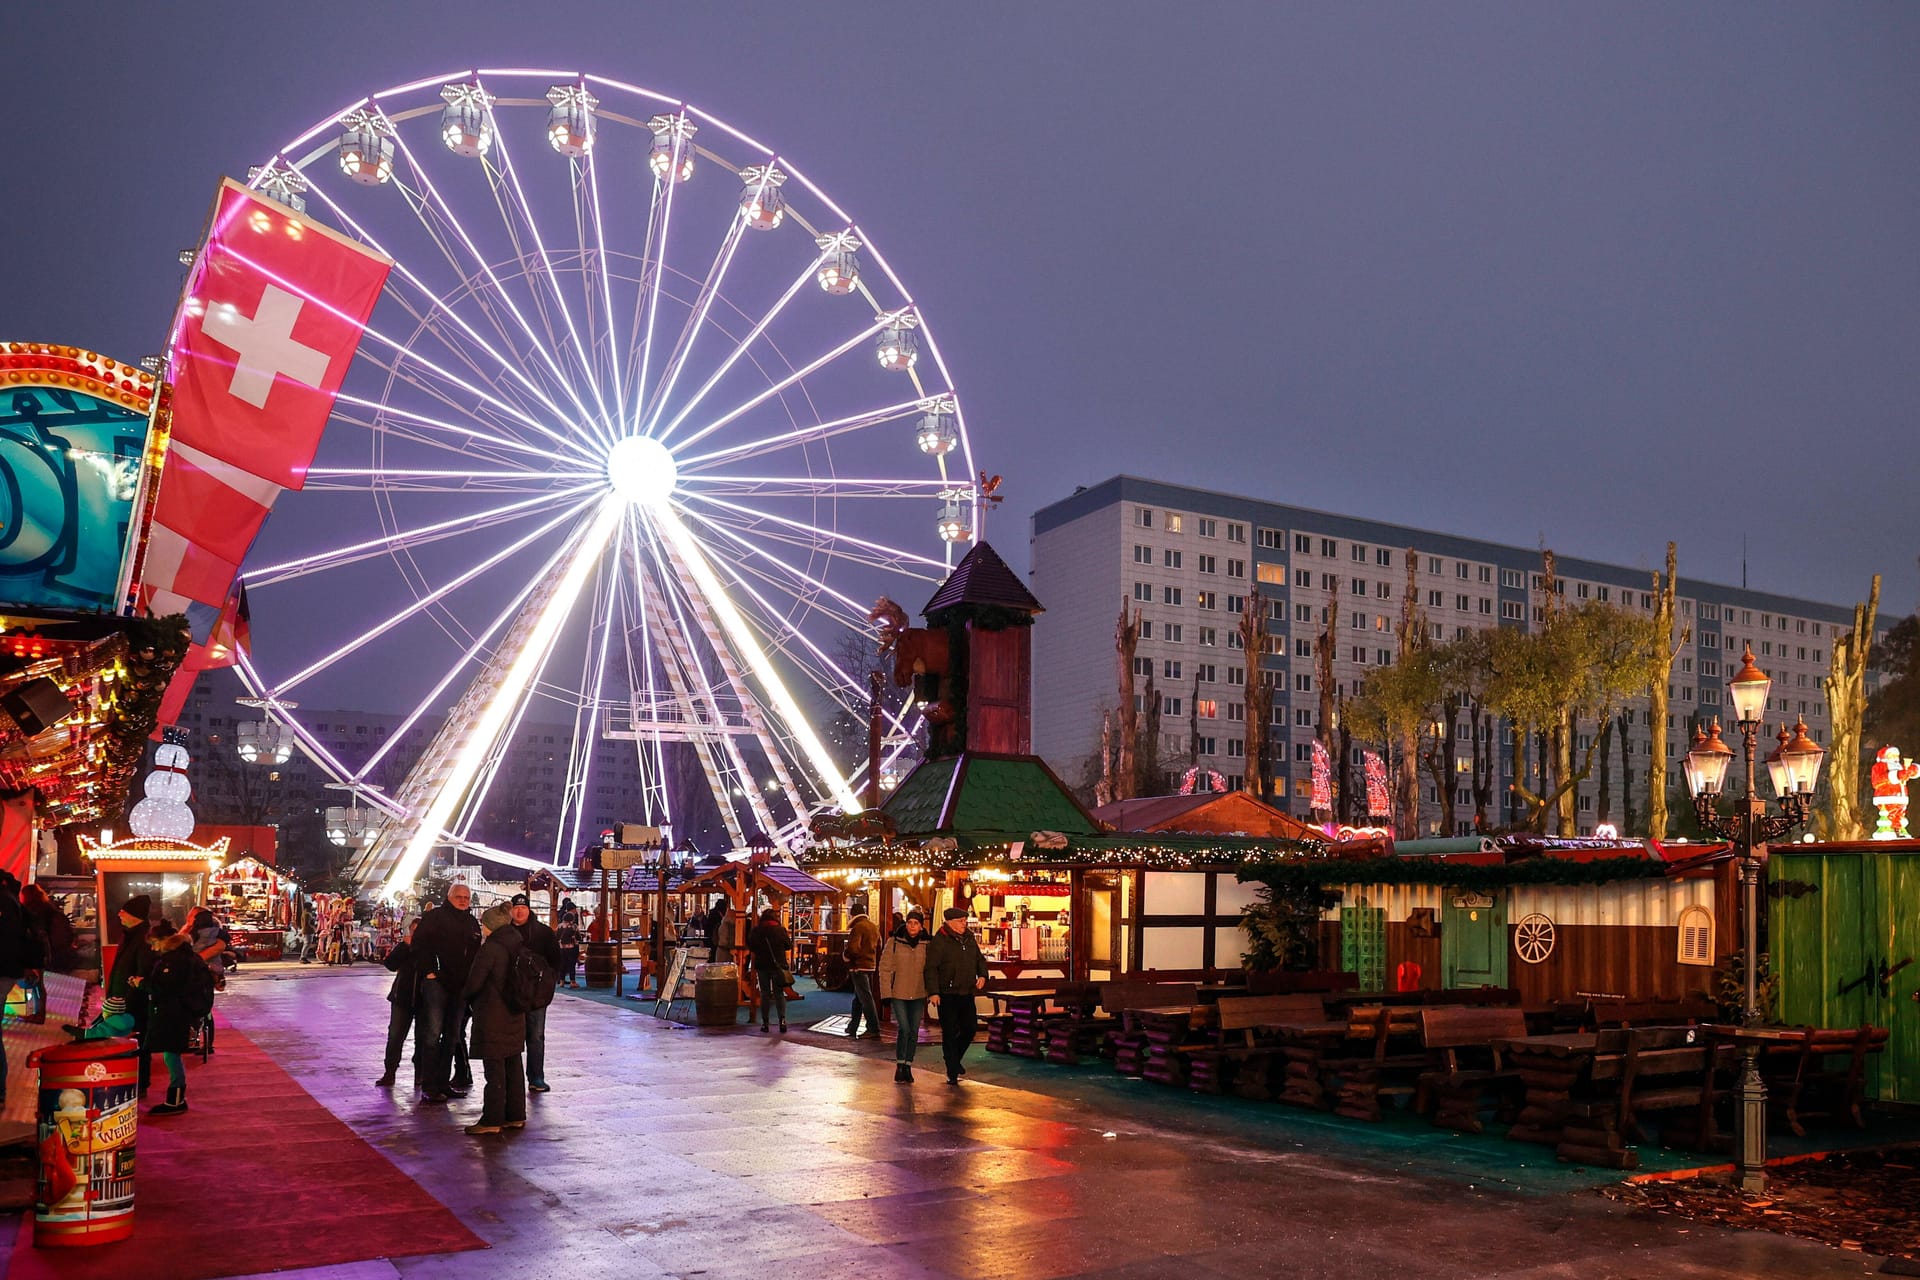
1238, 592, 1272, 800
1816, 575, 1881, 841
1314, 587, 1339, 821
1645, 543, 1685, 839
1114, 599, 1141, 802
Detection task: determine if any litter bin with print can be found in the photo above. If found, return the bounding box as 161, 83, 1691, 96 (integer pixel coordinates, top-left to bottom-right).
27, 1037, 141, 1247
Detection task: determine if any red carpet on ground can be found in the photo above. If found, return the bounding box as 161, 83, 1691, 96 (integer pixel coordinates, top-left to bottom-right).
7, 1019, 485, 1280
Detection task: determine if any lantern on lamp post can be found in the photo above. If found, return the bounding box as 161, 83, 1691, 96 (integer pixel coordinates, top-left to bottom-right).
1681, 645, 1824, 1194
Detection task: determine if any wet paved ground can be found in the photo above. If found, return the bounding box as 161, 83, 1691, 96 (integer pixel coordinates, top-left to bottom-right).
206, 966, 1878, 1280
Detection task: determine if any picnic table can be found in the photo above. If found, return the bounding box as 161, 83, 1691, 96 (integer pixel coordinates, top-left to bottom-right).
1706, 1023, 1889, 1137
1496, 1027, 1736, 1168
983, 987, 1064, 1057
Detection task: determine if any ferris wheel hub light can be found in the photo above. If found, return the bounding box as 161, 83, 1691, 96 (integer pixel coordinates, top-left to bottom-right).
606, 435, 677, 506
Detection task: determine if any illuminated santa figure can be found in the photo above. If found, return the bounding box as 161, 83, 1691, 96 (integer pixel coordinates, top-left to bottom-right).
1870, 745, 1919, 840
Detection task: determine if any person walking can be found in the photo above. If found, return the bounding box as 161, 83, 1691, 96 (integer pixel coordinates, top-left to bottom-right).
411, 883, 481, 1104
924, 907, 988, 1085
556, 913, 581, 989
376, 918, 421, 1088
703, 898, 729, 960
142, 920, 214, 1116
22, 883, 78, 972
184, 907, 230, 1054
877, 909, 930, 1082
746, 908, 792, 1033
844, 908, 882, 1040
507, 894, 561, 1092
461, 904, 527, 1136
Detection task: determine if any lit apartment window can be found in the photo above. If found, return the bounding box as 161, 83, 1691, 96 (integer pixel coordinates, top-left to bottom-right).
1256, 563, 1284, 585
1165, 514, 1184, 533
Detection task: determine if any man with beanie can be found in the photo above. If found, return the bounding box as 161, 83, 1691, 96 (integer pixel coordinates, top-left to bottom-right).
70, 897, 154, 1083
508, 893, 561, 1091
844, 908, 882, 1040
461, 903, 526, 1136
411, 883, 481, 1104
924, 907, 988, 1085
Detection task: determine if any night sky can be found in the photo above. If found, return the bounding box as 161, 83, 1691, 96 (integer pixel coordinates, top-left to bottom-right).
5, 2, 1917, 634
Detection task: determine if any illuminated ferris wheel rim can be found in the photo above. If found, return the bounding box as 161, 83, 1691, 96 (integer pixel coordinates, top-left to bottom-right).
230, 67, 974, 891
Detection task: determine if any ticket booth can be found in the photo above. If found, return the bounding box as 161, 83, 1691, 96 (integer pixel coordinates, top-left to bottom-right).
80, 835, 225, 977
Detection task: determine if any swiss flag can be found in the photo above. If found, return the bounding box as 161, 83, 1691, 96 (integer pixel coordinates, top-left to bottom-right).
168, 179, 390, 489
140, 178, 390, 615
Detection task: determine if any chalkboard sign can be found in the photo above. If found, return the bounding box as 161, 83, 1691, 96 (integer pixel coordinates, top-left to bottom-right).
653, 945, 696, 1015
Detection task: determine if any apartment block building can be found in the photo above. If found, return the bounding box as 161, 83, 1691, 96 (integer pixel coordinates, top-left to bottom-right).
1031, 477, 1879, 835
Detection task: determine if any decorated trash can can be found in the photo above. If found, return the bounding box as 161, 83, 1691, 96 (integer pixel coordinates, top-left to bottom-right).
27, 1038, 141, 1247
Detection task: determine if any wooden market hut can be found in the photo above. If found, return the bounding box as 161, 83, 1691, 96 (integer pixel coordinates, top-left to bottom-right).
801, 540, 1324, 984
1237, 833, 1740, 1006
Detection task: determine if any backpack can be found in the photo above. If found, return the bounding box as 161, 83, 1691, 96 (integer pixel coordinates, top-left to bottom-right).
504, 943, 554, 1013
181, 954, 217, 1021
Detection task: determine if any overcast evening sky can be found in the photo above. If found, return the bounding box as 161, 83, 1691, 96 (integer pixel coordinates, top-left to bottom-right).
4, 2, 1917, 639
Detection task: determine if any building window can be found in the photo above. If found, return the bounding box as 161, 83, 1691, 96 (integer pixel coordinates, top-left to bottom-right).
1133, 657, 1151, 677
1166, 624, 1183, 643
1164, 660, 1182, 680
1227, 631, 1244, 650
1478, 598, 1492, 614
1256, 563, 1284, 585
1376, 648, 1392, 666
1320, 573, 1338, 592
1258, 528, 1283, 549
1375, 548, 1392, 567
1296, 569, 1313, 588
1351, 544, 1367, 563
1501, 569, 1522, 589
1228, 666, 1245, 685
1197, 591, 1217, 610
1478, 565, 1493, 583
1375, 581, 1391, 599
1320, 538, 1337, 557
1295, 533, 1312, 554
1163, 586, 1182, 606
1199, 627, 1217, 646
1133, 582, 1152, 602
1226, 739, 1245, 758
1197, 518, 1217, 538
1226, 702, 1245, 722
1165, 513, 1183, 533
1139, 620, 1153, 640
1196, 663, 1217, 683
1428, 590, 1444, 607
1677, 906, 1714, 966
1135, 507, 1153, 528
1294, 604, 1312, 623
1164, 549, 1183, 569
1350, 611, 1366, 629
1197, 699, 1218, 719
1351, 646, 1367, 664
1198, 554, 1217, 574
1133, 544, 1151, 564
1228, 559, 1247, 578
1351, 578, 1367, 596
1227, 522, 1246, 543
1227, 594, 1245, 614
1294, 673, 1312, 692
1501, 601, 1523, 620
1196, 736, 1216, 756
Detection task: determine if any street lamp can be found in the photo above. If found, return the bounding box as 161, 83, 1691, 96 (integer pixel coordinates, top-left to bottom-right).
1682, 644, 1824, 1193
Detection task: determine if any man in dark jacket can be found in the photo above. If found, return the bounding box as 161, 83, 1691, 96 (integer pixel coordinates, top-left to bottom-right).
376, 918, 421, 1088
67, 896, 154, 1084
508, 893, 561, 1092
461, 904, 527, 1136
844, 910, 882, 1039
411, 883, 481, 1104
923, 907, 989, 1085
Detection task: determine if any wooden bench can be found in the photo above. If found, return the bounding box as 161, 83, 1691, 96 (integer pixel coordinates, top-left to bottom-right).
1559, 1027, 1731, 1168
1760, 1024, 1890, 1136
1326, 1005, 1428, 1121
1416, 1006, 1528, 1133
1182, 994, 1329, 1097
1102, 983, 1199, 1075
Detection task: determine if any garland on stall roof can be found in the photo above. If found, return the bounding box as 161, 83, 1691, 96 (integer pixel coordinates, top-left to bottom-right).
1237, 855, 1670, 893
798, 833, 1326, 872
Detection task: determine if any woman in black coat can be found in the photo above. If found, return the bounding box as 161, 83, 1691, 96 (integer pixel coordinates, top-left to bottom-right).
143, 922, 205, 1116
460, 905, 527, 1135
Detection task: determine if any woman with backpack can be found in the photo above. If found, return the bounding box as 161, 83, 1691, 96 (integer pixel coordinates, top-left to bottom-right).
460, 905, 528, 1136
746, 908, 792, 1033
144, 920, 214, 1117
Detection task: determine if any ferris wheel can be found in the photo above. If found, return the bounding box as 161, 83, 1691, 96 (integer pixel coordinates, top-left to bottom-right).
226, 69, 978, 896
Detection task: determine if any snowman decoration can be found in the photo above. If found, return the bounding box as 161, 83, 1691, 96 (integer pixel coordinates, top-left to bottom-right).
128, 741, 197, 841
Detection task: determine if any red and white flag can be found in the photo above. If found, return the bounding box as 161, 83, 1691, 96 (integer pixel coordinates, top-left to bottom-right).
140, 178, 389, 616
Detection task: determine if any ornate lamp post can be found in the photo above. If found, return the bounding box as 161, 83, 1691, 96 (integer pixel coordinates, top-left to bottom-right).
1682, 644, 1825, 1192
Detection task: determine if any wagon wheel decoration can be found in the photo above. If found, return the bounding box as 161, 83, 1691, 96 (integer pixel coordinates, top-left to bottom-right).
1514, 913, 1556, 964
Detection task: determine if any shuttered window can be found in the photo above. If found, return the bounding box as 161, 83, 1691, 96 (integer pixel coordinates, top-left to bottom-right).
1677, 905, 1714, 966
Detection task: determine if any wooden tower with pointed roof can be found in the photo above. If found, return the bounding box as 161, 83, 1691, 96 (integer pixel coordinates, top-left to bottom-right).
919, 542, 1043, 757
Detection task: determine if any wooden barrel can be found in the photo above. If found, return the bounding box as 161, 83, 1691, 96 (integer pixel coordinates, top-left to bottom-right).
584, 941, 620, 989
694, 963, 740, 1026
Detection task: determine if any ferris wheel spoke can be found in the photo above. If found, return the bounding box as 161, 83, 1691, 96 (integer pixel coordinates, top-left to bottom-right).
677, 491, 949, 578
668, 311, 898, 455
333, 393, 581, 468
627, 133, 690, 430
675, 397, 926, 473
581, 151, 626, 424
616, 519, 677, 830
680, 474, 951, 500
671, 505, 886, 632
651, 248, 830, 447
301, 170, 583, 433
551, 551, 622, 860
636, 170, 767, 434
304, 464, 589, 494
473, 85, 615, 438
243, 483, 601, 587
380, 111, 611, 446
270, 494, 599, 696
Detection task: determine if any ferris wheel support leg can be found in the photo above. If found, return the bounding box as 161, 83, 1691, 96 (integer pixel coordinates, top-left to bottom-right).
652, 505, 862, 816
